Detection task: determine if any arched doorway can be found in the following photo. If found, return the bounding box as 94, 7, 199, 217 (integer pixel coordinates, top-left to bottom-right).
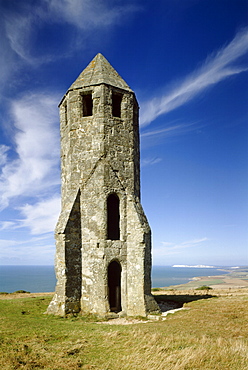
107, 193, 120, 240
108, 261, 122, 312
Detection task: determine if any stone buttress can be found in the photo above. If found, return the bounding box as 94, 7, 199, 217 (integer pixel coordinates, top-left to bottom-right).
47, 53, 160, 316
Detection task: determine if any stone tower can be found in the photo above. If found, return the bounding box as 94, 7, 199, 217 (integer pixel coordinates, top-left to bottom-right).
47, 53, 159, 317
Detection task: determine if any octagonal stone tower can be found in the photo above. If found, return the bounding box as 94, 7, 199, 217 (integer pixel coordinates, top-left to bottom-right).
47, 53, 160, 317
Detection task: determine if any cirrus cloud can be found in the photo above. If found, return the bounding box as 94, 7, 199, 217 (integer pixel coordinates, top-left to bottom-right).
140, 28, 248, 126
157, 237, 209, 256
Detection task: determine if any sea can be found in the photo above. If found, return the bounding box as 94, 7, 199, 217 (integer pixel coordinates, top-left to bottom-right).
0, 265, 231, 293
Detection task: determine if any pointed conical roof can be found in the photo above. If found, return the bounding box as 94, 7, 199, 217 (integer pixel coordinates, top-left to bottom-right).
68, 53, 133, 92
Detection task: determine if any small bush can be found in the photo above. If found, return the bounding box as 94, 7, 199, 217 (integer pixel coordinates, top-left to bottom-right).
196, 286, 212, 291
13, 290, 30, 294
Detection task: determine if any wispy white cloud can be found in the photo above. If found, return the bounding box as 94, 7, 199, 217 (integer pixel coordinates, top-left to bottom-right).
140, 120, 202, 150
0, 19, 17, 88
140, 121, 200, 145
181, 237, 208, 246
47, 0, 140, 29
141, 157, 162, 167
0, 234, 54, 248
2, 0, 140, 67
0, 145, 10, 166
0, 235, 55, 264
0, 221, 16, 231
140, 28, 248, 126
141, 123, 189, 138
141, 121, 198, 138
19, 196, 61, 235
0, 92, 60, 210
0, 239, 19, 248
160, 242, 174, 247
157, 237, 208, 256
4, 12, 35, 64
0, 196, 60, 235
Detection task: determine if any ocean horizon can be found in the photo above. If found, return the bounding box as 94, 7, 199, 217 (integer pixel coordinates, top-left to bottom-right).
0, 265, 235, 293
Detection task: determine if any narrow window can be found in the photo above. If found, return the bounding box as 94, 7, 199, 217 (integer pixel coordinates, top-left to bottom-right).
107, 193, 120, 240
64, 101, 67, 125
112, 92, 122, 118
82, 93, 93, 116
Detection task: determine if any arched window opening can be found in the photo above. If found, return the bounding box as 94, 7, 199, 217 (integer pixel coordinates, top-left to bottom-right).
107, 193, 120, 240
112, 92, 122, 118
82, 93, 93, 116
108, 261, 122, 312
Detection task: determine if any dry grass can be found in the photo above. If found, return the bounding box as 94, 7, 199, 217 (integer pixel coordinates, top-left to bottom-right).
0, 289, 247, 369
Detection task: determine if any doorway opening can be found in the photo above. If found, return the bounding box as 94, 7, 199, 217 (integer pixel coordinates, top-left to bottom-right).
108, 261, 122, 312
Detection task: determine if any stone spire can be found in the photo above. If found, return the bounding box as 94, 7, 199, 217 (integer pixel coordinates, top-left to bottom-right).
68, 53, 133, 91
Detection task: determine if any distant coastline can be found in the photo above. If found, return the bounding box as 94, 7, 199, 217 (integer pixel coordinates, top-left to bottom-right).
1, 265, 247, 293
172, 264, 242, 269
172, 264, 215, 268
166, 266, 248, 290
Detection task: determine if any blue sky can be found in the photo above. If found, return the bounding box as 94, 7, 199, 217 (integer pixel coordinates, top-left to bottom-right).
0, 0, 247, 266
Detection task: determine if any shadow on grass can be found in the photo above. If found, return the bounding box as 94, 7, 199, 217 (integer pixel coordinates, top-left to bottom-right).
153, 293, 217, 312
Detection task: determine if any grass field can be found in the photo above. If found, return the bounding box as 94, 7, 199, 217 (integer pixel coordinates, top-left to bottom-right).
0, 289, 247, 369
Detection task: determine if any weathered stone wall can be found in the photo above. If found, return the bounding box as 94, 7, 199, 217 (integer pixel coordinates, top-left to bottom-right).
47, 54, 160, 317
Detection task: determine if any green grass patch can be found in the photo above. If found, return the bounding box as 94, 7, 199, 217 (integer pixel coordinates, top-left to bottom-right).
196, 279, 224, 286
0, 293, 247, 369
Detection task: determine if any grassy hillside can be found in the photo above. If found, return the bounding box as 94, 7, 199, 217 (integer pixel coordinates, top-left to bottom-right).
0, 289, 247, 369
